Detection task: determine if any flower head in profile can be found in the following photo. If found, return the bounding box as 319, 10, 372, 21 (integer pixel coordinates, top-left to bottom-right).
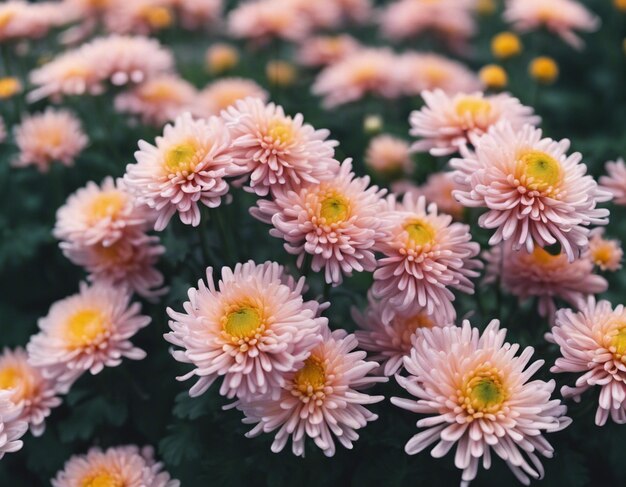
166, 261, 326, 400
393, 172, 465, 220
312, 48, 403, 108
0, 348, 62, 436
115, 74, 197, 126
484, 243, 608, 321
0, 1, 68, 42
410, 90, 539, 156
0, 389, 27, 459
296, 34, 361, 67
504, 0, 599, 49
586, 228, 622, 272
125, 112, 240, 231
55, 177, 153, 248
102, 0, 173, 35
27, 281, 150, 392
365, 134, 413, 178
227, 0, 311, 42
600, 158, 626, 205
237, 326, 386, 457
353, 293, 449, 376
52, 445, 179, 487
452, 123, 610, 261
251, 159, 388, 285
393, 320, 571, 486
195, 77, 268, 118
551, 298, 626, 425
222, 97, 339, 196
13, 108, 88, 172
373, 194, 481, 324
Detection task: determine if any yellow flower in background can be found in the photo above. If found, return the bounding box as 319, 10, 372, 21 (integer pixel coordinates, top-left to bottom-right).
141, 5, 173, 30
206, 43, 239, 74
0, 76, 21, 99
266, 60, 296, 86
491, 32, 522, 59
529, 56, 559, 84
479, 64, 508, 89
363, 114, 383, 133
476, 0, 497, 15
614, 0, 626, 12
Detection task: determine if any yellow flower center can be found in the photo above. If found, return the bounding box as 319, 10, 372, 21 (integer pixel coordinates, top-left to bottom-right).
293, 356, 326, 395
0, 367, 20, 391
403, 219, 435, 246
611, 328, 626, 357
164, 141, 200, 174
39, 128, 64, 149
455, 97, 492, 118
141, 82, 178, 103
423, 65, 448, 85
212, 88, 248, 111
529, 246, 559, 265
319, 194, 350, 224
81, 471, 123, 487
88, 192, 126, 222
518, 150, 561, 191
0, 11, 15, 29
0, 365, 34, 402
352, 64, 379, 84
0, 77, 21, 99
141, 6, 173, 29
207, 45, 239, 74
65, 308, 108, 349
267, 121, 295, 145
223, 306, 262, 340
462, 367, 506, 415
592, 243, 616, 269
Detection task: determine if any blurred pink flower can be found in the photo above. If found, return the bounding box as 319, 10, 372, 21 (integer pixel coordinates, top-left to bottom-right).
296, 34, 361, 67
586, 227, 622, 272
393, 172, 465, 221
365, 134, 413, 177
0, 390, 27, 459
600, 158, 626, 205
227, 0, 311, 42
194, 77, 268, 118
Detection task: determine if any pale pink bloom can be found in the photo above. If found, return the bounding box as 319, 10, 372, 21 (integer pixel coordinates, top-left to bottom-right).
0, 389, 27, 459
392, 320, 571, 486
379, 0, 476, 50
600, 158, 626, 205
171, 0, 223, 30
451, 122, 611, 261
55, 177, 154, 248
222, 97, 339, 196
165, 261, 327, 400
296, 34, 361, 67
483, 243, 608, 321
115, 74, 197, 126
124, 112, 240, 231
410, 90, 539, 156
0, 348, 62, 437
194, 77, 268, 118
52, 445, 179, 487
227, 0, 311, 42
353, 293, 449, 376
103, 0, 173, 35
251, 159, 388, 285
27, 281, 150, 392
237, 326, 386, 457
393, 172, 465, 220
365, 134, 413, 176
61, 234, 167, 300
504, 0, 599, 49
552, 298, 626, 425
29, 35, 174, 102
398, 52, 481, 97
0, 1, 69, 41
335, 0, 372, 23
312, 48, 403, 108
372, 193, 481, 324
286, 0, 342, 30
586, 228, 622, 272
13, 108, 88, 173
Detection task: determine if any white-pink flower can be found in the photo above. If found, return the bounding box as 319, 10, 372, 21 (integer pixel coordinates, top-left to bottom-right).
392, 320, 571, 486
194, 77, 268, 118
365, 134, 413, 177
600, 158, 626, 205
227, 0, 311, 42
296, 34, 361, 67
165, 261, 326, 400
27, 281, 150, 392
451, 122, 611, 261
237, 325, 386, 457
0, 389, 27, 459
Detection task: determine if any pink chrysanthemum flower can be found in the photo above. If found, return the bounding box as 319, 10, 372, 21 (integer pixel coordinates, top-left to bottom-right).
372, 193, 481, 324
312, 48, 403, 108
222, 97, 339, 196
103, 0, 173, 35
551, 298, 626, 425
393, 172, 465, 220
586, 228, 622, 272
353, 293, 449, 376
0, 389, 27, 459
13, 108, 88, 173
27, 281, 150, 391
52, 445, 179, 487
114, 74, 197, 126
451, 122, 610, 260
600, 158, 626, 205
365, 134, 413, 177
237, 326, 386, 457
504, 0, 599, 50
484, 243, 607, 320
55, 177, 153, 248
296, 34, 361, 67
409, 90, 539, 156
392, 320, 571, 486
61, 234, 166, 300
251, 159, 388, 285
194, 78, 268, 118
0, 1, 69, 41
166, 261, 326, 400
0, 348, 62, 436
227, 0, 311, 42
173, 0, 223, 30
398, 53, 481, 97
124, 112, 240, 231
